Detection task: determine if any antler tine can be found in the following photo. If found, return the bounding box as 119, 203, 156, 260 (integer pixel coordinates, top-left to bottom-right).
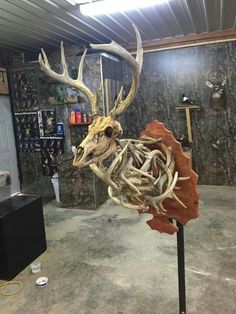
38, 42, 99, 116
90, 24, 143, 117
206, 69, 216, 82
221, 69, 231, 82
60, 41, 69, 76
78, 48, 87, 81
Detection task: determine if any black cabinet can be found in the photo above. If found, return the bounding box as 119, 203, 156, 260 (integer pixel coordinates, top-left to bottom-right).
0, 195, 47, 280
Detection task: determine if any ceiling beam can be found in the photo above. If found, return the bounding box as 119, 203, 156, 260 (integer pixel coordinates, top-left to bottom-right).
123, 28, 236, 53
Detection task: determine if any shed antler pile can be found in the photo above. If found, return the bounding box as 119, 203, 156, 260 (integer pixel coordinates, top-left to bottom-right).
39, 24, 199, 234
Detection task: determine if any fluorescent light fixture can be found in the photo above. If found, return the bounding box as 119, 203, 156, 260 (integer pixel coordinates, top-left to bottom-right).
79, 0, 169, 16
67, 0, 89, 5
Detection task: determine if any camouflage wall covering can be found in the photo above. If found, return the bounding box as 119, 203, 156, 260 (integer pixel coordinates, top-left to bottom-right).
121, 42, 236, 185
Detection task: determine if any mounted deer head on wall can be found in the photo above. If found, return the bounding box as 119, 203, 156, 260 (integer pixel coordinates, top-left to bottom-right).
206, 71, 230, 111
39, 24, 199, 234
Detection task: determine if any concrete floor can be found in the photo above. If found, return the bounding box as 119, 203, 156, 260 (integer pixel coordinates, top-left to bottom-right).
1, 185, 236, 314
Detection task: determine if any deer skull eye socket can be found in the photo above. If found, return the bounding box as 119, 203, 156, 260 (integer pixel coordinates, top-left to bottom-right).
104, 126, 114, 137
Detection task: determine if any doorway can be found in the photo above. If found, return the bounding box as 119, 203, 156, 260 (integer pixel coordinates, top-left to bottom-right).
0, 95, 20, 201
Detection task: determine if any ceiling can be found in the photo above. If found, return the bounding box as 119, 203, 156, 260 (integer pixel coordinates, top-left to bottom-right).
0, 0, 236, 57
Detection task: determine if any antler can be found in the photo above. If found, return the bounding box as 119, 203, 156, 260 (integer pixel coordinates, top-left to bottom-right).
206, 70, 217, 83
38, 24, 142, 117
206, 69, 231, 84
90, 24, 143, 118
38, 42, 99, 115
221, 69, 231, 84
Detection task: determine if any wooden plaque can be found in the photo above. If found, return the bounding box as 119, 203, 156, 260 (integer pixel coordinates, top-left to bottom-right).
139, 120, 199, 234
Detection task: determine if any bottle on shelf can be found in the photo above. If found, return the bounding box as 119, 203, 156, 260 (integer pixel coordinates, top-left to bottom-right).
83, 113, 87, 123
70, 111, 76, 125
87, 113, 92, 124
75, 110, 82, 124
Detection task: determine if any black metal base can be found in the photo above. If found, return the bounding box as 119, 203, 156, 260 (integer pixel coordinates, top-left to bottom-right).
177, 221, 186, 314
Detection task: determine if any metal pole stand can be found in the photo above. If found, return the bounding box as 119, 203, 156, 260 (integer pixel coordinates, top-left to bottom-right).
176, 221, 186, 314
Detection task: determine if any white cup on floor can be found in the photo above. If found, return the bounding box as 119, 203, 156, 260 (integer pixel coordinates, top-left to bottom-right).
30, 261, 41, 273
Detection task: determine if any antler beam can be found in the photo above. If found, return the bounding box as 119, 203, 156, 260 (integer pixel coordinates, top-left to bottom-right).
38, 42, 99, 115
91, 24, 143, 117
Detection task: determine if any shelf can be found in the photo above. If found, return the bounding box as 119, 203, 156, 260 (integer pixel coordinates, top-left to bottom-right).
176, 105, 200, 110
18, 138, 40, 140
40, 136, 64, 139
69, 123, 91, 126
15, 111, 37, 115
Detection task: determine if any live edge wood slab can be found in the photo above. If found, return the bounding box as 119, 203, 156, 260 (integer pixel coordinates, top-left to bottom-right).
139, 120, 199, 235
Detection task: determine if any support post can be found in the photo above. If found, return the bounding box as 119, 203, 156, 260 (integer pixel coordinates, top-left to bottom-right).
175, 105, 200, 143
185, 108, 192, 143
177, 221, 186, 314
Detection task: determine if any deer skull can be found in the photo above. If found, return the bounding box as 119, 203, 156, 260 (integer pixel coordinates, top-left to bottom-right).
73, 115, 123, 167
